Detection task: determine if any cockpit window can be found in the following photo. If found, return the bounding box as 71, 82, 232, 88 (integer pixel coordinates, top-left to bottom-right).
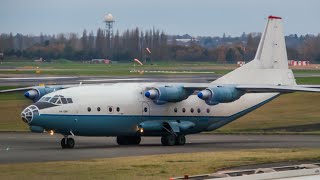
67, 98, 73, 103
39, 95, 73, 105
61, 98, 67, 104
50, 98, 58, 103
43, 97, 51, 102
56, 99, 62, 104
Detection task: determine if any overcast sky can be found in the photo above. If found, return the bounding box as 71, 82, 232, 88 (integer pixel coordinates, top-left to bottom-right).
0, 0, 319, 36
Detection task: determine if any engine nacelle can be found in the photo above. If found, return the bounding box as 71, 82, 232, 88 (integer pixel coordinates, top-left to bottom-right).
24, 86, 62, 102
197, 86, 244, 105
145, 86, 191, 105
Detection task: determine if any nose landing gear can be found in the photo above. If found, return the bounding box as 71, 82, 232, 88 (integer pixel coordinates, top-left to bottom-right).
61, 136, 75, 149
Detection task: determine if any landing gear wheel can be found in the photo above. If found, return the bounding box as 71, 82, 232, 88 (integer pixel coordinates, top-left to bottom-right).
61, 138, 67, 149
175, 135, 186, 145
132, 136, 141, 145
161, 135, 176, 146
61, 137, 75, 149
66, 138, 75, 148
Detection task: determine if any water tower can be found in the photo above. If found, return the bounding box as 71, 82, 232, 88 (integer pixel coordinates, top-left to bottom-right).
104, 13, 115, 53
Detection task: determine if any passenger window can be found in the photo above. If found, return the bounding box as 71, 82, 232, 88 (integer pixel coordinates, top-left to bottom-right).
190, 108, 194, 113
207, 108, 210, 113
182, 108, 186, 113
174, 107, 178, 113
50, 98, 58, 103
67, 98, 73, 103
116, 107, 120, 112
197, 108, 201, 113
61, 98, 67, 104
87, 107, 91, 112
144, 107, 148, 112
108, 106, 113, 113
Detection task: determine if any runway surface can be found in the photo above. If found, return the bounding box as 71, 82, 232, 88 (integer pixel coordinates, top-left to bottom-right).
0, 75, 218, 86
0, 133, 319, 164
0, 73, 317, 86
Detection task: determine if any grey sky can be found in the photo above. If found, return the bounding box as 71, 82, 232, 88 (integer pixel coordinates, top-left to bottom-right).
0, 0, 319, 36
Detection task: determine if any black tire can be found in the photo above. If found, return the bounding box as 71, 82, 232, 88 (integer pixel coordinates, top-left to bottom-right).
61, 138, 67, 149
162, 135, 176, 146
175, 135, 186, 145
66, 138, 75, 149
131, 136, 141, 145
161, 136, 167, 146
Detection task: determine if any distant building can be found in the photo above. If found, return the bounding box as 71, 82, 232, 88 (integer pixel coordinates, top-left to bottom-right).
34, 57, 43, 62
288, 60, 310, 66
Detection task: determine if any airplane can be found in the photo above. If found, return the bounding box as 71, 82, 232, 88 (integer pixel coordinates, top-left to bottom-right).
3, 16, 320, 149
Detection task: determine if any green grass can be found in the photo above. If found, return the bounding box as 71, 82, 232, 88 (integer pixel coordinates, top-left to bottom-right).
215, 92, 320, 134
296, 77, 320, 84
1, 61, 320, 76
0, 148, 319, 179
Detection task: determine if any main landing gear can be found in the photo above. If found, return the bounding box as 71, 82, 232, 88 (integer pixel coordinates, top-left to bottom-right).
61, 136, 75, 149
116, 136, 141, 145
161, 134, 186, 146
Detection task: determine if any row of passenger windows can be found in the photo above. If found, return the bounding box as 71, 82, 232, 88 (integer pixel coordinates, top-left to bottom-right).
39, 95, 73, 104
87, 106, 121, 113
174, 107, 210, 114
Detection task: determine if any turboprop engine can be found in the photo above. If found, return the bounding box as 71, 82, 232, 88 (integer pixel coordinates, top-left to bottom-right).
24, 86, 62, 102
197, 86, 244, 105
145, 86, 192, 105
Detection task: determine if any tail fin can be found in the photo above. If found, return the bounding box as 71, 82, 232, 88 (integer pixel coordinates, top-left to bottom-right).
213, 16, 296, 85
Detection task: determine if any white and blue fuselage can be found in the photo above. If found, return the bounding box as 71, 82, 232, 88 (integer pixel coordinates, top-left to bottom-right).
23, 83, 278, 137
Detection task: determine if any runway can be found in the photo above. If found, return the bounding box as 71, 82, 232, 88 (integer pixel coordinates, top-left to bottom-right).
0, 75, 218, 86
0, 133, 319, 164
0, 72, 319, 87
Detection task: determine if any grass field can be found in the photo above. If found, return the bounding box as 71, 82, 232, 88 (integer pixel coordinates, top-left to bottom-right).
1, 61, 320, 76
0, 148, 319, 179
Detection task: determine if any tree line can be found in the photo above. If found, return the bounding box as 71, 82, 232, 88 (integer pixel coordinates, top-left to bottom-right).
0, 28, 319, 63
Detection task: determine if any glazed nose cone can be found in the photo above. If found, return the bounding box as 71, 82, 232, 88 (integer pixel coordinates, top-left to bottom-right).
21, 105, 39, 124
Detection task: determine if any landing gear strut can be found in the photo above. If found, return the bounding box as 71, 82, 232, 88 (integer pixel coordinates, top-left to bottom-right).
117, 136, 141, 145
161, 134, 186, 146
61, 136, 75, 149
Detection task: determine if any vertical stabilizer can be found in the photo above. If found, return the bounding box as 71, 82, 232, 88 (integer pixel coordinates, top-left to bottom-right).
213, 16, 296, 86
255, 16, 288, 69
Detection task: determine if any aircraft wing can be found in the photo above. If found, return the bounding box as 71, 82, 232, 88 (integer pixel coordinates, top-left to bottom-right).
0, 84, 77, 93
235, 85, 320, 93
0, 86, 35, 93
145, 83, 320, 93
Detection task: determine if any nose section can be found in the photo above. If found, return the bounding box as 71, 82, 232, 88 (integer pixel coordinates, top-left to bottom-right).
21, 105, 39, 124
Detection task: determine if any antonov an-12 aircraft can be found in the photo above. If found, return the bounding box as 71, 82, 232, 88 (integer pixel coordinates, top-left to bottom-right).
3, 16, 320, 149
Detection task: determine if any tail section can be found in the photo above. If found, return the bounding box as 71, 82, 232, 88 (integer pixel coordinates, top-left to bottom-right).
213, 16, 296, 86
255, 16, 288, 69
